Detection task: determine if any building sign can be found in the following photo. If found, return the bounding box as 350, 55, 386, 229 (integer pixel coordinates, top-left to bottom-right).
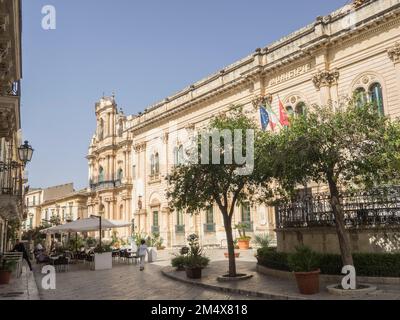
269, 63, 312, 86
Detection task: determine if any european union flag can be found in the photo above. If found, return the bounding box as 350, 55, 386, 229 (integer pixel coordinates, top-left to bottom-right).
260, 106, 269, 131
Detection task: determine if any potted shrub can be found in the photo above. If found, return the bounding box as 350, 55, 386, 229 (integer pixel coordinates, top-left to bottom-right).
234, 223, 251, 250
183, 234, 209, 279
93, 244, 112, 271
171, 255, 187, 271
0, 258, 17, 285
171, 246, 189, 271
288, 246, 320, 295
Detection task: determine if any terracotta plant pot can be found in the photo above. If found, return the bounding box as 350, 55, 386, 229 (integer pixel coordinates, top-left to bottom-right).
224, 252, 240, 258
293, 269, 320, 295
186, 267, 202, 279
0, 270, 12, 285
237, 239, 250, 250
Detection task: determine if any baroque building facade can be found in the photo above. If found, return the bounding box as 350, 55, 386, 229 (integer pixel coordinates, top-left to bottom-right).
84, 0, 400, 248
0, 0, 26, 252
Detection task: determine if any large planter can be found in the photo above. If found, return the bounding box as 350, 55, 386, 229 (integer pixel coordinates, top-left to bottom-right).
237, 239, 250, 250
94, 252, 112, 271
0, 270, 12, 285
186, 267, 202, 279
293, 270, 320, 295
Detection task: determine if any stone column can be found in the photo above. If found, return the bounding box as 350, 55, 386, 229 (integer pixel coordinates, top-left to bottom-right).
312, 70, 339, 106
388, 42, 400, 103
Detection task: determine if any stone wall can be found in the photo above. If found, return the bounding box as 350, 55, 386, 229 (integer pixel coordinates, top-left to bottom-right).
276, 227, 400, 254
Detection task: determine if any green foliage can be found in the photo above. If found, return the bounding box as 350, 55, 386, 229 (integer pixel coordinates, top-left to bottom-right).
68, 235, 84, 251
234, 222, 251, 240
146, 233, 164, 248
171, 255, 187, 269
256, 247, 290, 271
253, 233, 272, 248
167, 107, 274, 276
93, 244, 112, 253
183, 234, 209, 269
260, 101, 400, 201
287, 246, 320, 272
6, 219, 21, 242
22, 225, 47, 244
85, 237, 97, 247
257, 248, 400, 277
0, 258, 17, 272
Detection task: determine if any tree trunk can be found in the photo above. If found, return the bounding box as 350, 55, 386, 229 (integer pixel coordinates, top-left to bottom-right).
222, 211, 237, 277
327, 177, 354, 266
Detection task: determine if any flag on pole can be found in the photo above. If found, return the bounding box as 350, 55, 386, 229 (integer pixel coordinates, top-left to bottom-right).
279, 98, 290, 127
265, 104, 278, 132
259, 106, 269, 131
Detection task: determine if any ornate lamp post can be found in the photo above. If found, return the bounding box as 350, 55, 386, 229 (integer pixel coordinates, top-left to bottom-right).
18, 141, 34, 166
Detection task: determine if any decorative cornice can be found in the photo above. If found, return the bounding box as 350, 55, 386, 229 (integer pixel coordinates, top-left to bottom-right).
312, 69, 339, 89
388, 42, 400, 64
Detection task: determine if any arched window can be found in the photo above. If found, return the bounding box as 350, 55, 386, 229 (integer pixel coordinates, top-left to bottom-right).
369, 83, 384, 115
150, 154, 155, 176
98, 119, 104, 140
154, 153, 160, 175
352, 74, 385, 115
117, 168, 123, 181
206, 207, 214, 224
174, 145, 184, 166
178, 145, 184, 165
173, 147, 178, 166
98, 166, 104, 183
285, 106, 294, 116
354, 87, 368, 108
295, 102, 306, 116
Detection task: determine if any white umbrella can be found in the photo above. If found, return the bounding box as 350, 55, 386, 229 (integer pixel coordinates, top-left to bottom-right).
40, 216, 132, 251
40, 217, 132, 234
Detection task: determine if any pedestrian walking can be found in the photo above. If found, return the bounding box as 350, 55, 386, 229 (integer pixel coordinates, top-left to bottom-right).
13, 239, 33, 271
138, 239, 149, 271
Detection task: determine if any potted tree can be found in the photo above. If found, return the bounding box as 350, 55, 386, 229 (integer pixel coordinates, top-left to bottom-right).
235, 223, 252, 250
0, 258, 17, 285
288, 246, 320, 295
183, 234, 209, 279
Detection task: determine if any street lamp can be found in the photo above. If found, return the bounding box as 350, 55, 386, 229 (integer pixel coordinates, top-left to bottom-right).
18, 141, 34, 166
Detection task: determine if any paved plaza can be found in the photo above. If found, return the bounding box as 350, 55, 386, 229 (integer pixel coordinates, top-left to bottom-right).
32, 249, 261, 300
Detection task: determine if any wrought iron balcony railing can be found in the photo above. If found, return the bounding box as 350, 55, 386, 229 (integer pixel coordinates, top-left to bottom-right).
0, 160, 23, 197
275, 187, 400, 229
151, 225, 160, 234
175, 225, 185, 233
89, 179, 122, 192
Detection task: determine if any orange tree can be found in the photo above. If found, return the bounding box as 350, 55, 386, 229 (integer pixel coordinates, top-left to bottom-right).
259, 101, 400, 266
167, 107, 273, 277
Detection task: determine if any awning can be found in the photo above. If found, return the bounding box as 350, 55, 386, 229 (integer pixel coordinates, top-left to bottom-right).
40, 217, 132, 234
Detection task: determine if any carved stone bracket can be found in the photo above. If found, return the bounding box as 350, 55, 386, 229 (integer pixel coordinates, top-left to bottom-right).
388, 42, 400, 64
312, 69, 339, 90
353, 0, 368, 9
133, 142, 146, 152
251, 94, 273, 109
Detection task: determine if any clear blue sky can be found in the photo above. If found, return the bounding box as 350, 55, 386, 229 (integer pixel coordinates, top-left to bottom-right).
21, 0, 348, 190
